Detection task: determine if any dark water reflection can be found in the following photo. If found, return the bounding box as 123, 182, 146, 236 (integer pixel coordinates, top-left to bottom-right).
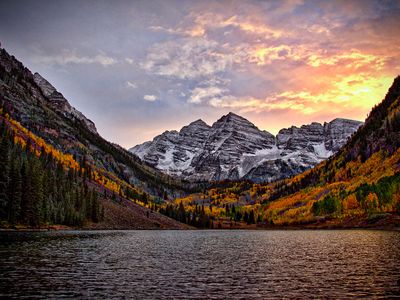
0, 230, 399, 299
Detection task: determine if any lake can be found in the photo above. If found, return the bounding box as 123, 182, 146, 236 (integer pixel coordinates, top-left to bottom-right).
0, 230, 399, 299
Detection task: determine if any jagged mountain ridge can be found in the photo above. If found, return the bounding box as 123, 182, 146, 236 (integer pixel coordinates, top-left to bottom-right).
33, 72, 98, 134
130, 113, 362, 182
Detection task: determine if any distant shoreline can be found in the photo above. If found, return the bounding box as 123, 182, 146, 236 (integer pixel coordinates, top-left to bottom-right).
1, 225, 399, 232
1, 212, 399, 232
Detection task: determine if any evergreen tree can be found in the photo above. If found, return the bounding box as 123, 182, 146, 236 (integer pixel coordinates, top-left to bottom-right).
30, 158, 44, 226
91, 190, 100, 222
178, 201, 186, 223
0, 130, 9, 219
243, 211, 249, 224
20, 160, 33, 225
248, 210, 256, 225
7, 158, 21, 224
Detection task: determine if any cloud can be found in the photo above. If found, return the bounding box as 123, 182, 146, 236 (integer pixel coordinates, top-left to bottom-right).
33, 49, 117, 66
306, 51, 387, 69
141, 38, 233, 79
189, 86, 226, 103
246, 45, 294, 65
140, 0, 399, 122
149, 25, 205, 37
125, 58, 134, 64
172, 11, 285, 41
201, 75, 394, 117
143, 94, 157, 101
217, 15, 283, 38
200, 94, 309, 114
234, 43, 388, 72
126, 81, 137, 89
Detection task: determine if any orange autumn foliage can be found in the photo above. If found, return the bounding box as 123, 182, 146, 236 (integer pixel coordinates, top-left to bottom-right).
1, 113, 146, 203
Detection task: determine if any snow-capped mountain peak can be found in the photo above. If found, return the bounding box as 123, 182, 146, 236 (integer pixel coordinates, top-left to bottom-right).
130, 114, 363, 182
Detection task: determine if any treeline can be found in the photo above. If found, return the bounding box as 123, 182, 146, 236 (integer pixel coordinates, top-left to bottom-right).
312, 195, 341, 216
209, 180, 254, 192
267, 172, 320, 203
158, 202, 215, 228
222, 204, 258, 224
354, 173, 400, 213
0, 120, 103, 227
156, 202, 258, 228
312, 173, 400, 216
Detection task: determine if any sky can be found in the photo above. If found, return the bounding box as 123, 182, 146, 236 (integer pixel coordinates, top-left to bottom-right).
0, 0, 399, 148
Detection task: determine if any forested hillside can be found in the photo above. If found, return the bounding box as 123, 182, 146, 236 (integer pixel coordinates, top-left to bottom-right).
0, 47, 192, 229
0, 110, 102, 227
0, 107, 190, 229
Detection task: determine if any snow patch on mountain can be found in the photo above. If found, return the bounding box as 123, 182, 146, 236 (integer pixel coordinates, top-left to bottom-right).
313, 142, 333, 158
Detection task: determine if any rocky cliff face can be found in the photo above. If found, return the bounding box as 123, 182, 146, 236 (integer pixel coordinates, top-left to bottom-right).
130, 113, 363, 182
33, 73, 97, 134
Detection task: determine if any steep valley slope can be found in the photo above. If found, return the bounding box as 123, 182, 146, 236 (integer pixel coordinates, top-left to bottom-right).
0, 47, 190, 229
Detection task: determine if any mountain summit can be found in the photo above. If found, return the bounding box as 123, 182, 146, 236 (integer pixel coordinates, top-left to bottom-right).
130, 113, 362, 182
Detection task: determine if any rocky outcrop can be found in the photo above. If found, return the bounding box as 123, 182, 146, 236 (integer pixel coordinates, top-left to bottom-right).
33, 72, 97, 134
191, 113, 275, 181
132, 119, 211, 177
130, 113, 363, 182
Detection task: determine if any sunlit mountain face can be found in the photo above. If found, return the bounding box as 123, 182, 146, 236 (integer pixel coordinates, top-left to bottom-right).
0, 0, 399, 147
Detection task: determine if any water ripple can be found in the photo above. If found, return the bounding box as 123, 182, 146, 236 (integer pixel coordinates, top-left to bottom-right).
0, 230, 399, 299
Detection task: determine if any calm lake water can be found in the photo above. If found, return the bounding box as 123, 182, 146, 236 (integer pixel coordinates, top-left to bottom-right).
0, 230, 399, 299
